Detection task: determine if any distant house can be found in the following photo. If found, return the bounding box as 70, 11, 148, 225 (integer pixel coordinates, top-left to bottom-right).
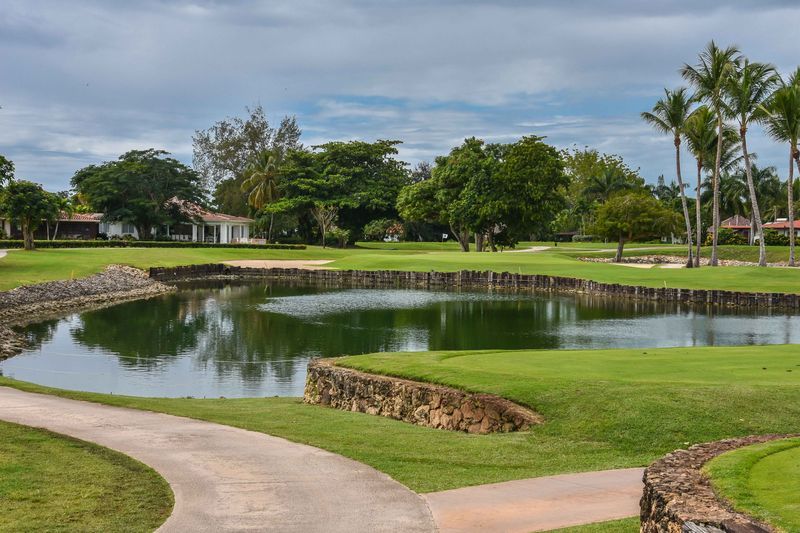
719, 214, 752, 242
763, 218, 800, 238
3, 203, 254, 243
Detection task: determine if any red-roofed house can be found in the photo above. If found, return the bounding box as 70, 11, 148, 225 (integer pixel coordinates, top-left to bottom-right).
719, 214, 752, 242
5, 204, 254, 244
763, 219, 800, 238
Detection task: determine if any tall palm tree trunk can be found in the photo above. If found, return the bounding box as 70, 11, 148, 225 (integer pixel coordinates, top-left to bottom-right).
710, 117, 724, 266
740, 131, 767, 266
695, 161, 703, 267
268, 212, 274, 243
789, 144, 797, 267
674, 138, 694, 267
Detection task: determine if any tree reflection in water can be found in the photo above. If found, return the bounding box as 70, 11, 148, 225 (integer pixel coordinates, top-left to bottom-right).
5, 280, 799, 397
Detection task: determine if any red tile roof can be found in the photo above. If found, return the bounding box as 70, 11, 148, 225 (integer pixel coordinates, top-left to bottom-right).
764, 220, 797, 229
167, 198, 253, 224
720, 215, 751, 229
58, 211, 103, 222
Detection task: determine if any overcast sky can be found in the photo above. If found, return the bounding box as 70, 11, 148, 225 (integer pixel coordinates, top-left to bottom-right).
2, 0, 799, 191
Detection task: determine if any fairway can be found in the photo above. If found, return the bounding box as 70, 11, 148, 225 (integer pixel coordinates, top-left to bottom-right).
2, 242, 800, 294
705, 437, 800, 532
2, 343, 799, 493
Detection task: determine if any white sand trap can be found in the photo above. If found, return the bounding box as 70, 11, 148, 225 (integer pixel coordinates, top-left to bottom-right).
613, 262, 655, 269
222, 259, 334, 270
508, 246, 551, 253
658, 263, 686, 269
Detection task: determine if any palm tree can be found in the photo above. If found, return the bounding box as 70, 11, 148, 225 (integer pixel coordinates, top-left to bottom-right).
723, 60, 779, 266
745, 164, 782, 229
684, 106, 739, 266
761, 77, 800, 265
642, 87, 695, 266
682, 42, 741, 266
584, 167, 633, 203
241, 150, 281, 242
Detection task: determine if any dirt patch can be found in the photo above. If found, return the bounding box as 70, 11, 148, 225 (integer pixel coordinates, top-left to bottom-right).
222, 259, 334, 270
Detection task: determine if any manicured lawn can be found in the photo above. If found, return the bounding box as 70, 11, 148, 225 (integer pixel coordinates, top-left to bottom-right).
3, 344, 799, 494
705, 437, 800, 531
0, 419, 172, 532
2, 243, 799, 293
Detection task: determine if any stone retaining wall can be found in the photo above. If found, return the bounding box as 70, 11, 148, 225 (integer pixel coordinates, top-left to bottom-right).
304, 359, 542, 433
640, 434, 798, 533
149, 264, 800, 309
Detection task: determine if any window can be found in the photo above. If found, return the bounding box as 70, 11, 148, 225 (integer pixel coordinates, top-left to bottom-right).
121, 223, 135, 235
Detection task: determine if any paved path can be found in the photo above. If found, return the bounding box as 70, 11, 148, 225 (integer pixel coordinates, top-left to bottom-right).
0, 249, 7, 260
424, 468, 644, 532
0, 387, 435, 533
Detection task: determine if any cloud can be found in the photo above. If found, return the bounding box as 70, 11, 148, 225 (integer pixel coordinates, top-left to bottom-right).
1, 0, 799, 190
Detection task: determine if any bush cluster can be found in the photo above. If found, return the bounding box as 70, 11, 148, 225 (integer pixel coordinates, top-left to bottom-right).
705, 228, 747, 246
0, 240, 306, 250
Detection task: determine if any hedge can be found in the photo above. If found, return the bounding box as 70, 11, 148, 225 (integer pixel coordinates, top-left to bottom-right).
0, 240, 306, 250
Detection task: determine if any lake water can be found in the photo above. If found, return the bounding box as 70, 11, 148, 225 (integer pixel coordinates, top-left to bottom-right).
3, 280, 799, 397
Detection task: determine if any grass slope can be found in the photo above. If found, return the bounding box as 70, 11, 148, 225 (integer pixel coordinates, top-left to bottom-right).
551, 518, 639, 532
2, 344, 799, 494
0, 419, 172, 532
2, 242, 800, 293
705, 437, 800, 531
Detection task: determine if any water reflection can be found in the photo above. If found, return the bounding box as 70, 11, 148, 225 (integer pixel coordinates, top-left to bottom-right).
2, 280, 798, 398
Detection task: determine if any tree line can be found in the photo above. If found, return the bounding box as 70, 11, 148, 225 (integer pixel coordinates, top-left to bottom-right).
642, 41, 800, 267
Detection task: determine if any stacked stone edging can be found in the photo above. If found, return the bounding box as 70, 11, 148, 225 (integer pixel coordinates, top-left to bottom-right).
0, 265, 175, 359
149, 264, 800, 310
641, 434, 799, 533
303, 358, 542, 433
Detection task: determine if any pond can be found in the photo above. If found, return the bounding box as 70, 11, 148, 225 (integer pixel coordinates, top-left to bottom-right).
2, 280, 799, 398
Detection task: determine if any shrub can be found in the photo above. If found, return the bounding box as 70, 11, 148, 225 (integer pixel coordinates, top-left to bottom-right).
572, 234, 597, 242
362, 219, 395, 241
0, 240, 306, 250
762, 229, 790, 246
328, 227, 351, 248
705, 227, 747, 246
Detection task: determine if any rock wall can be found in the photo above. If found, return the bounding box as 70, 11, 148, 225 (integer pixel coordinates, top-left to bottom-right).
640, 434, 797, 533
149, 264, 800, 310
303, 359, 542, 433
0, 265, 175, 359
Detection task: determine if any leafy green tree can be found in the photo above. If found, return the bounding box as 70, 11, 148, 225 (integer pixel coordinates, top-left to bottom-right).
761, 73, 800, 265
558, 147, 643, 234
0, 155, 14, 186
71, 149, 204, 240
488, 135, 567, 246
682, 41, 741, 266
241, 150, 281, 242
192, 105, 301, 215
270, 140, 407, 244
724, 60, 780, 266
642, 87, 695, 267
399, 136, 566, 250
592, 192, 680, 262
0, 180, 60, 250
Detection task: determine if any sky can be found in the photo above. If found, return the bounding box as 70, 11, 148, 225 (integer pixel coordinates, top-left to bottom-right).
2, 0, 799, 191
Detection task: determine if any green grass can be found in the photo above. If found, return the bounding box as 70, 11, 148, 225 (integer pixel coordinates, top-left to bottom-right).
3, 344, 800, 494
705, 437, 800, 532
2, 243, 799, 293
0, 419, 172, 532
549, 517, 639, 532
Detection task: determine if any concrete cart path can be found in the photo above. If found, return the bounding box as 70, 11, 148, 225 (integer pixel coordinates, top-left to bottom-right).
424, 467, 644, 532
0, 386, 435, 533
0, 249, 7, 260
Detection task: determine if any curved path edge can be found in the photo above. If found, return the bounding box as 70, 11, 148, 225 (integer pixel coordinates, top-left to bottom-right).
0, 386, 436, 533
